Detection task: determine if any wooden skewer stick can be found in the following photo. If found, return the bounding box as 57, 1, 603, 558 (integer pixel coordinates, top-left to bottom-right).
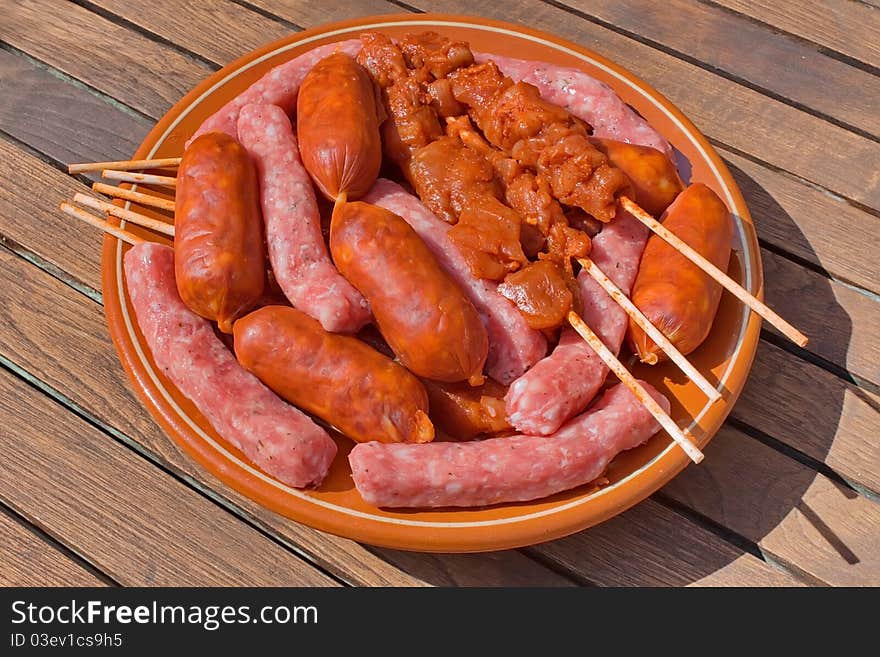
620, 196, 808, 347
102, 169, 177, 187
92, 182, 176, 212
578, 256, 721, 402
73, 193, 175, 237
68, 157, 181, 174
59, 202, 144, 245
567, 310, 704, 464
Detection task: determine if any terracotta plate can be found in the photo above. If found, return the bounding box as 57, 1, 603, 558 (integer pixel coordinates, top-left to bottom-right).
102, 13, 762, 552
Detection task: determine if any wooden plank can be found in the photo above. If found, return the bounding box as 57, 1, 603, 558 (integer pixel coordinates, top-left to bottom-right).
243, 0, 404, 27
713, 0, 880, 70
0, 138, 105, 292
558, 0, 880, 136
761, 248, 879, 385
0, 0, 211, 119
661, 425, 880, 586
734, 341, 880, 496
399, 0, 880, 210
0, 365, 337, 586
721, 147, 880, 294
85, 0, 291, 66
373, 550, 576, 586
0, 159, 573, 587
0, 511, 107, 586
0, 51, 150, 171
531, 499, 804, 586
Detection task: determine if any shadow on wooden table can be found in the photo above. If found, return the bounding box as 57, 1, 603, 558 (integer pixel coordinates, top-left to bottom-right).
368, 162, 854, 586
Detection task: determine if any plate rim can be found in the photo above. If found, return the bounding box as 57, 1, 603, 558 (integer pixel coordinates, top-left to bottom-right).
101, 12, 763, 552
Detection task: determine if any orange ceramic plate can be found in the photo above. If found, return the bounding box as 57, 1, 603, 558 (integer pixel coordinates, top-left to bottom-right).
102, 14, 761, 553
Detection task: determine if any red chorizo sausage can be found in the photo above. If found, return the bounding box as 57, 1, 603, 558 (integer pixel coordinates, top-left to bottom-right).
330, 201, 489, 384
591, 137, 684, 217
234, 306, 434, 444
363, 179, 547, 384
189, 39, 363, 146
296, 53, 384, 201
629, 183, 734, 363
174, 132, 265, 333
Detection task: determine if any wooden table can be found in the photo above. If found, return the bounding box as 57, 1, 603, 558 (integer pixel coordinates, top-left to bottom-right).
1, 0, 877, 587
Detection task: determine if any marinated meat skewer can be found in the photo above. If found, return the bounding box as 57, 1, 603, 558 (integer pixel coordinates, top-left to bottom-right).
448, 58, 631, 223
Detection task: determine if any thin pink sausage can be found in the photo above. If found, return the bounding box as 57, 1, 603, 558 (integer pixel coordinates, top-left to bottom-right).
188, 39, 363, 146
505, 206, 649, 435
363, 179, 547, 384
476, 52, 673, 158
124, 242, 337, 487
237, 104, 370, 333
350, 381, 669, 508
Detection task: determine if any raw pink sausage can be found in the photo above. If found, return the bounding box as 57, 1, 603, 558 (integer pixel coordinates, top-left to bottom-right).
363, 178, 546, 384
476, 52, 673, 158
188, 39, 362, 145
350, 380, 669, 508
505, 206, 649, 435
237, 103, 370, 333
124, 241, 337, 487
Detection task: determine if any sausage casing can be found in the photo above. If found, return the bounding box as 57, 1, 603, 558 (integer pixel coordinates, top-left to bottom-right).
330, 201, 489, 384
234, 306, 434, 444
296, 53, 383, 201
175, 132, 265, 333
591, 137, 684, 217
629, 183, 733, 363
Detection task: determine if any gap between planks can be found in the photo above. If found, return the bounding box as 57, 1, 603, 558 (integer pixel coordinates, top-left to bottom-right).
0, 497, 119, 586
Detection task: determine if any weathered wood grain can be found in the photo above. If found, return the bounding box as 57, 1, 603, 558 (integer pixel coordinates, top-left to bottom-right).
761, 248, 879, 386
0, 138, 106, 292
0, 511, 108, 586
530, 499, 804, 586
243, 0, 403, 26
556, 0, 880, 136
734, 341, 880, 496
373, 550, 577, 587
0, 0, 211, 119
85, 0, 292, 66
721, 147, 880, 294
398, 0, 880, 210
0, 364, 337, 586
713, 0, 880, 70
0, 50, 150, 170
661, 425, 880, 586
